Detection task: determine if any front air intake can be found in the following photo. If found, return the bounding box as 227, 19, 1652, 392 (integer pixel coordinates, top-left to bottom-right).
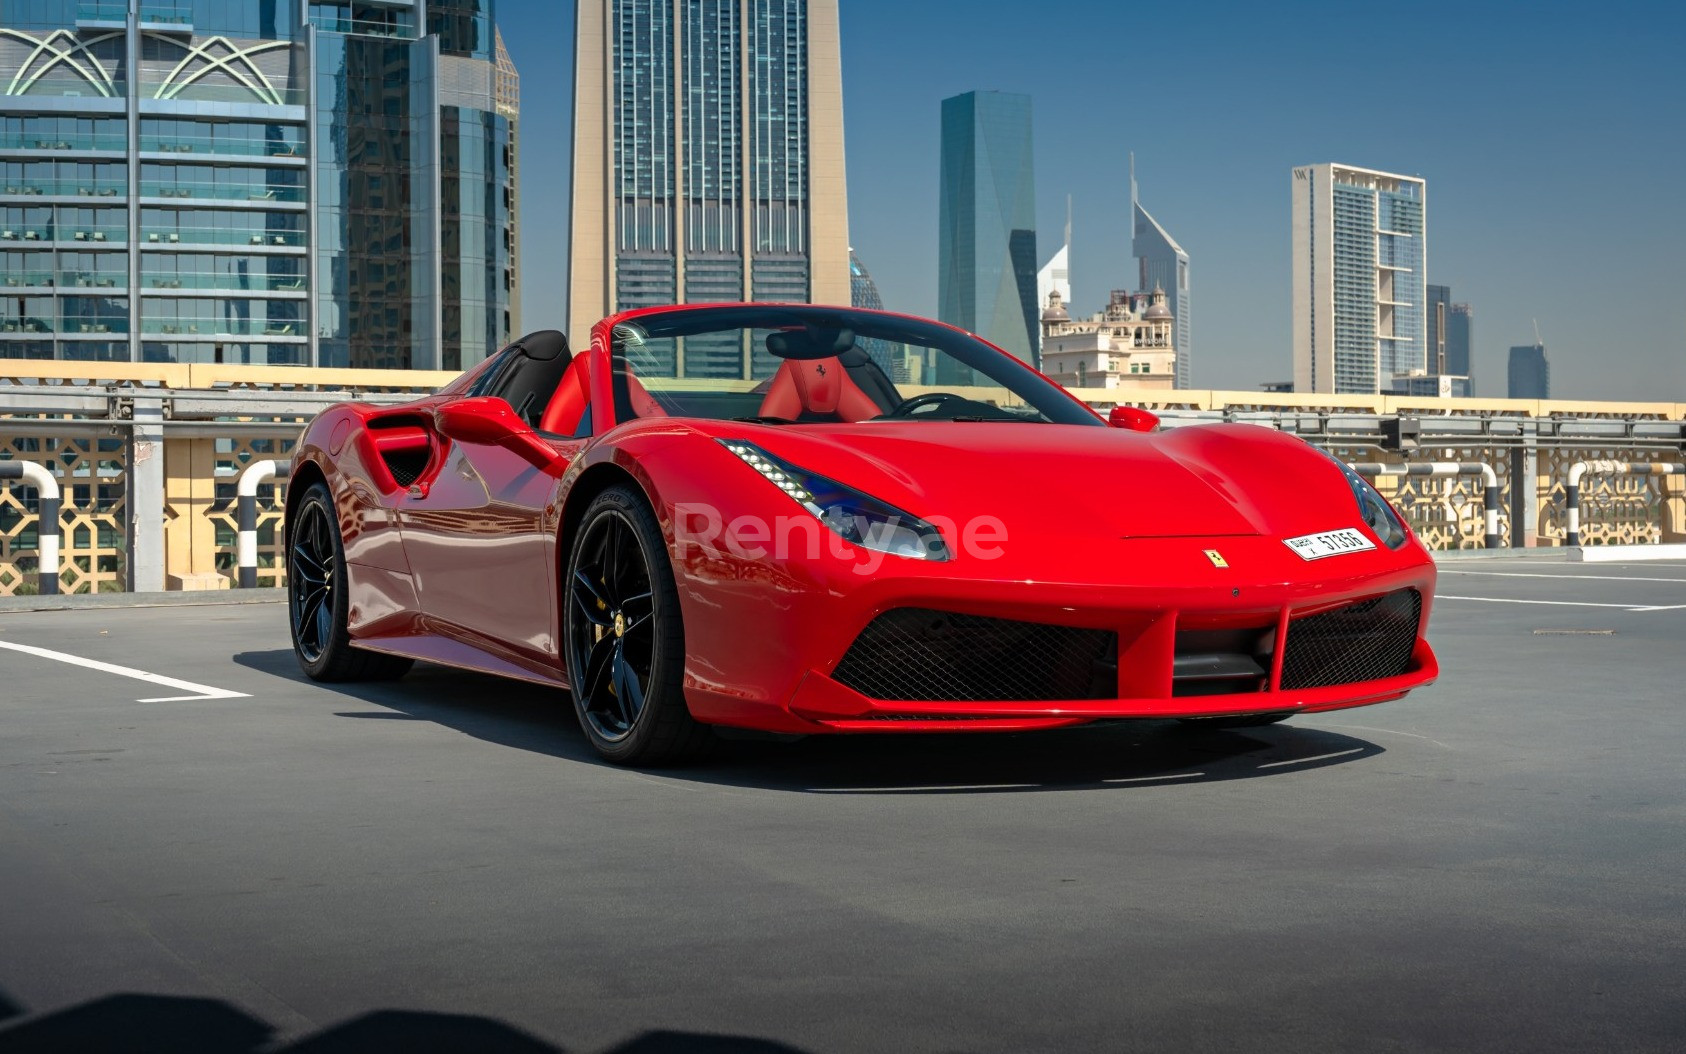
831, 608, 1117, 702
1279, 589, 1422, 691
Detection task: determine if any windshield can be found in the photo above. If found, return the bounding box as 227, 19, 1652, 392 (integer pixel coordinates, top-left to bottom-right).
609, 305, 1103, 427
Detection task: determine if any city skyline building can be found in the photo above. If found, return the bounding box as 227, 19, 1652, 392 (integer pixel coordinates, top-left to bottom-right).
1427, 284, 1451, 373
1034, 197, 1071, 361
1039, 286, 1175, 391
1420, 283, 1473, 396
1447, 301, 1474, 391
938, 90, 1038, 368
1291, 163, 1428, 394
494, 25, 521, 336
1509, 341, 1550, 398
849, 246, 911, 380
1131, 158, 1190, 388
567, 0, 850, 368
0, 0, 517, 369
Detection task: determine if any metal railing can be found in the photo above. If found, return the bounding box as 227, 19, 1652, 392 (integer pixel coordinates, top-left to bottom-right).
1, 366, 1683, 594
236, 460, 289, 588
0, 459, 60, 594
1350, 462, 1502, 549
1565, 461, 1686, 547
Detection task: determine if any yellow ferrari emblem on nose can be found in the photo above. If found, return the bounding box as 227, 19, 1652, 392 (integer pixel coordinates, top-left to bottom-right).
614, 612, 626, 638
1204, 549, 1228, 568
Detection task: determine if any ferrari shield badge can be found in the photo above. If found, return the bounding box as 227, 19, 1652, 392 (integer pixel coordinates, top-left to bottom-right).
1204, 549, 1228, 568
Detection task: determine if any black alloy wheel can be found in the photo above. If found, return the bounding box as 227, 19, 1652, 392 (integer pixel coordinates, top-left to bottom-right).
287, 481, 412, 682
564, 485, 710, 764
289, 492, 336, 665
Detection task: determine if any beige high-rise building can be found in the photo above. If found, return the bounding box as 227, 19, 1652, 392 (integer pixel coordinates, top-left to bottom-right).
1291, 163, 1428, 394
568, 0, 850, 363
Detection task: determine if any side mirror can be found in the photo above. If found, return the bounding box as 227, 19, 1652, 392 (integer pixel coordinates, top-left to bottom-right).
435, 397, 560, 470
1108, 405, 1161, 432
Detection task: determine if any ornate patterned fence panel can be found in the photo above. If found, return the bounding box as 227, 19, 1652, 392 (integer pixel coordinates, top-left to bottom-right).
202, 433, 298, 588
1539, 445, 1683, 546
0, 431, 127, 595
1381, 471, 1506, 551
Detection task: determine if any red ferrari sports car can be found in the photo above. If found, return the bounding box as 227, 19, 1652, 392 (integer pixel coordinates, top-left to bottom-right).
285, 303, 1438, 764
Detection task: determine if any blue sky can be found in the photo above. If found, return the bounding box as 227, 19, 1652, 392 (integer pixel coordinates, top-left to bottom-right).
499, 0, 1685, 399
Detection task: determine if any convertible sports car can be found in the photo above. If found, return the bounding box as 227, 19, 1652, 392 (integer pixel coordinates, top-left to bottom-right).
285, 303, 1438, 764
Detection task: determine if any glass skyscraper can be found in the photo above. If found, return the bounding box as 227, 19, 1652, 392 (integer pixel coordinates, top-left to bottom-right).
1508, 342, 1549, 399
1132, 163, 1190, 388
568, 0, 850, 371
938, 90, 1037, 367
1291, 163, 1427, 394
1427, 283, 1451, 374
1447, 301, 1473, 390
0, 0, 516, 369
1424, 283, 1473, 395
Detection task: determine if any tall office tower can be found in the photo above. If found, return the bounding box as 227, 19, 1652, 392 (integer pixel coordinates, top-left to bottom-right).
1427, 284, 1451, 373
0, 1, 515, 369
848, 248, 882, 312
568, 0, 850, 375
494, 27, 520, 336
1291, 163, 1427, 394
1447, 302, 1473, 392
938, 90, 1038, 368
848, 247, 901, 378
1508, 342, 1550, 398
1132, 160, 1190, 388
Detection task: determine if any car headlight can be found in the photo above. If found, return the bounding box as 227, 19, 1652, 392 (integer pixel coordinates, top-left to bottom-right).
1317, 450, 1409, 550
719, 440, 951, 561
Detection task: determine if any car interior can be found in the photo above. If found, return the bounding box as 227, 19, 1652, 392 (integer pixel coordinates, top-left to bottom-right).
756, 327, 902, 423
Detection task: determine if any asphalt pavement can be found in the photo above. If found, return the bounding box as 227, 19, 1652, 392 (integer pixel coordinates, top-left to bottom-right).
0, 557, 1682, 1052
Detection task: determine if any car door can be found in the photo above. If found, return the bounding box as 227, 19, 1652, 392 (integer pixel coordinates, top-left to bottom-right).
395, 341, 586, 676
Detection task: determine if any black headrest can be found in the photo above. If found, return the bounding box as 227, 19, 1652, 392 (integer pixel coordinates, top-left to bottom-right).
512, 330, 569, 362
766, 325, 855, 360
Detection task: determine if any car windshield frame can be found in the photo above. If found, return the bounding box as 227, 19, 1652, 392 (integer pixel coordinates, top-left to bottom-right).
606, 304, 1104, 429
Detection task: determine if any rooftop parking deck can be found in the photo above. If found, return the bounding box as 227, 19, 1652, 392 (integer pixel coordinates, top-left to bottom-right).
0, 557, 1682, 1051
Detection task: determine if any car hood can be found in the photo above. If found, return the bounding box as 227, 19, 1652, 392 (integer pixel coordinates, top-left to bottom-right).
698, 421, 1334, 543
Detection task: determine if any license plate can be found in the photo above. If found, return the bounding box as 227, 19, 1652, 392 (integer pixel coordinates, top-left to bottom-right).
1284, 528, 1376, 561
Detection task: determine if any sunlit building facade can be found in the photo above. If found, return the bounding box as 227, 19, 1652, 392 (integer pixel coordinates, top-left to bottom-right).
1292, 163, 1427, 394
568, 0, 850, 373
1039, 287, 1176, 391
0, 0, 516, 369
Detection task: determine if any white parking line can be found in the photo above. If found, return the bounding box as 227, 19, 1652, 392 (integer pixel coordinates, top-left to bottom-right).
1442, 570, 1686, 584
1435, 594, 1686, 613
0, 640, 249, 702
1259, 747, 1366, 769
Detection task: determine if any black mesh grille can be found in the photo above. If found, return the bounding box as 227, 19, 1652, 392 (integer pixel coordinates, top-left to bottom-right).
1279, 589, 1421, 691
382, 450, 428, 489
832, 608, 1117, 702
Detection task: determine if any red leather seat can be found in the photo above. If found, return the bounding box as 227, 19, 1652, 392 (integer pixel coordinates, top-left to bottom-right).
538, 356, 592, 435
759, 356, 884, 422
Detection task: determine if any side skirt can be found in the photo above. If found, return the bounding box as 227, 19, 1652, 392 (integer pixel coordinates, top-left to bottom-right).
352, 634, 570, 690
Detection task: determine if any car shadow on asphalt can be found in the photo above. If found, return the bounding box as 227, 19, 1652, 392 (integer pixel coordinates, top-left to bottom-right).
0, 990, 810, 1053
234, 649, 1384, 795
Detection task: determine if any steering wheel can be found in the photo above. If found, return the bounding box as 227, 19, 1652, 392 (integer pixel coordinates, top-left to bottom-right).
886, 392, 969, 418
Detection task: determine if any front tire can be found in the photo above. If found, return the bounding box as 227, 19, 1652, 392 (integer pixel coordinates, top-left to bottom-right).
563, 484, 710, 765
287, 481, 413, 682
